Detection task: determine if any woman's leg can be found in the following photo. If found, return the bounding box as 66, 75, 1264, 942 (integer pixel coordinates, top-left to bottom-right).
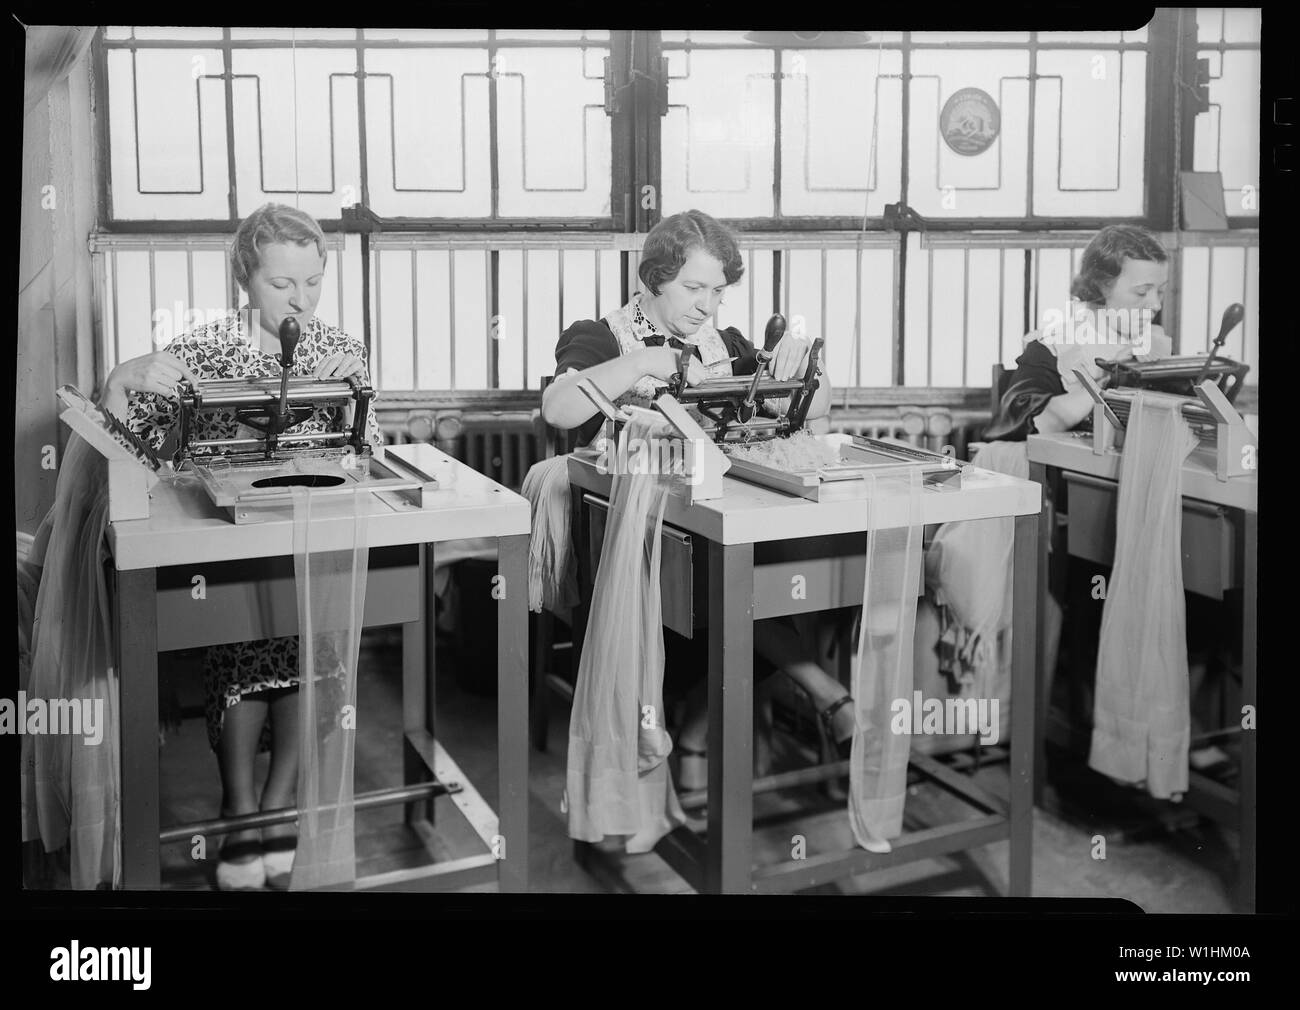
753, 619, 854, 742
261, 686, 300, 844
216, 696, 269, 858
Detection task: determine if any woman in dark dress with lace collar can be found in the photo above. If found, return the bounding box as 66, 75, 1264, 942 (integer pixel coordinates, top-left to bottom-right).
543, 209, 853, 789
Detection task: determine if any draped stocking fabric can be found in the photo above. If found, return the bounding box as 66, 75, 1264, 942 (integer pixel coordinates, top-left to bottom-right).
567, 414, 685, 852
849, 468, 924, 851
1089, 393, 1198, 799
522, 454, 580, 618
289, 486, 370, 889
924, 441, 1031, 729
22, 435, 121, 888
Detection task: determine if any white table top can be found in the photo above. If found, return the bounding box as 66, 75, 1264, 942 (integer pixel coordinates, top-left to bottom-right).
109, 443, 530, 571
568, 455, 1041, 546
1026, 432, 1258, 513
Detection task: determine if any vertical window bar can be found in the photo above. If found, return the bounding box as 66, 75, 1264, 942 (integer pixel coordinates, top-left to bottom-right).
522, 247, 530, 388
961, 247, 969, 386
112, 249, 121, 372
594, 247, 601, 319
1026, 32, 1038, 217
997, 249, 1005, 368
782, 246, 791, 322
488, 248, 498, 388
222, 31, 238, 220
853, 241, 862, 387
558, 249, 565, 345
224, 243, 233, 313
1206, 248, 1214, 353
926, 244, 933, 386
772, 48, 782, 219
336, 239, 345, 336
354, 29, 370, 210
1241, 244, 1249, 365
819, 247, 827, 355
149, 249, 157, 348
891, 244, 900, 387
186, 247, 194, 317
448, 251, 456, 390
748, 248, 755, 341
488, 30, 500, 219
411, 248, 419, 391
374, 250, 383, 387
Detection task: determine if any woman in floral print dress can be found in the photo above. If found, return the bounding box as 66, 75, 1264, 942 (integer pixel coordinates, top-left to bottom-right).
99, 203, 382, 890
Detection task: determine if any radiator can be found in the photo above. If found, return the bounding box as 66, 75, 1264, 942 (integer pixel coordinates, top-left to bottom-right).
828, 418, 918, 445
380, 411, 543, 492
458, 425, 541, 492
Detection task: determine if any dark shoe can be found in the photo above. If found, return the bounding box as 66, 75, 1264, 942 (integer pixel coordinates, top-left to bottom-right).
819, 695, 855, 760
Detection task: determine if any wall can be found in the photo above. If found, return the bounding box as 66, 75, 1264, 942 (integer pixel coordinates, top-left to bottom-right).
17, 49, 97, 534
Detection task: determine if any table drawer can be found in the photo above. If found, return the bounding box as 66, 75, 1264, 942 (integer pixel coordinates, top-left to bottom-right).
752, 533, 924, 620
155, 545, 421, 650
1063, 472, 1237, 599
584, 495, 699, 639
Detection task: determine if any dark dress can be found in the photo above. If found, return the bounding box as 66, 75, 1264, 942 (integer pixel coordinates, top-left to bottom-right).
554, 317, 761, 445
982, 339, 1076, 442
552, 312, 771, 695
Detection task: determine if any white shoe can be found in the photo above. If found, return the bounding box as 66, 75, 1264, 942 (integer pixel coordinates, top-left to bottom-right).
262, 843, 295, 890
216, 845, 266, 891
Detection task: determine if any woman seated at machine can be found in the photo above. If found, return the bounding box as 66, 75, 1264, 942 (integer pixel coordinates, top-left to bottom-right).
985, 224, 1172, 441
539, 209, 852, 791
101, 202, 382, 890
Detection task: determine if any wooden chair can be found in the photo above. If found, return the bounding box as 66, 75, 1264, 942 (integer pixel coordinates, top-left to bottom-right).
967, 363, 1015, 458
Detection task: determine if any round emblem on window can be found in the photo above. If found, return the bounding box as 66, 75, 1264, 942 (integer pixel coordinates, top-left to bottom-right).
940, 87, 1001, 156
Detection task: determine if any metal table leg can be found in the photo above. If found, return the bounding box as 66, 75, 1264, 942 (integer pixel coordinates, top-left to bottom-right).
403, 543, 436, 827
1239, 509, 1256, 912
1009, 513, 1039, 897
117, 567, 159, 890
497, 533, 530, 892
1028, 461, 1051, 808
705, 540, 754, 895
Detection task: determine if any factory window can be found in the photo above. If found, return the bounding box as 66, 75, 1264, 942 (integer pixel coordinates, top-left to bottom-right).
93, 21, 1258, 396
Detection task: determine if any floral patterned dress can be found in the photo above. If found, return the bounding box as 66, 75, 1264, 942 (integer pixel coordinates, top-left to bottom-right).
125, 310, 383, 751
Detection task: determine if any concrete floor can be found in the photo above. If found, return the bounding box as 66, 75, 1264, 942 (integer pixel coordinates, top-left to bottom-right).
156, 626, 1238, 910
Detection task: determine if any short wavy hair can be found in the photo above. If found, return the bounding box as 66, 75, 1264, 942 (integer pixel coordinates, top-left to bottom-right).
1070, 225, 1168, 304
638, 210, 744, 296
230, 203, 328, 291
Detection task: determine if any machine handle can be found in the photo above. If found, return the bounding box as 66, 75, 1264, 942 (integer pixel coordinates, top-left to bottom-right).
1195, 302, 1245, 387
763, 313, 787, 352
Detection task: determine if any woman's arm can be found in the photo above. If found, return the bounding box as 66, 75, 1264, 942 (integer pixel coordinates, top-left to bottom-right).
541, 345, 705, 430
1031, 386, 1097, 434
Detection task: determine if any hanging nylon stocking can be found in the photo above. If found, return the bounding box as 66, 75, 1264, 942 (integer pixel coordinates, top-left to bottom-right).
522, 454, 580, 617
925, 441, 1035, 730
1089, 393, 1197, 799
23, 434, 120, 889
289, 486, 370, 889
567, 414, 685, 853
849, 468, 924, 851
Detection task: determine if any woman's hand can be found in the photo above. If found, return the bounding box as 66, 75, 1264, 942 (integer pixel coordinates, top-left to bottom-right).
105, 351, 201, 400
314, 351, 366, 380
643, 345, 708, 386
768, 332, 813, 381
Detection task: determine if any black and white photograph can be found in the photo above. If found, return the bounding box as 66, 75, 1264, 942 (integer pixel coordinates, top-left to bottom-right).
8, 10, 1281, 956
